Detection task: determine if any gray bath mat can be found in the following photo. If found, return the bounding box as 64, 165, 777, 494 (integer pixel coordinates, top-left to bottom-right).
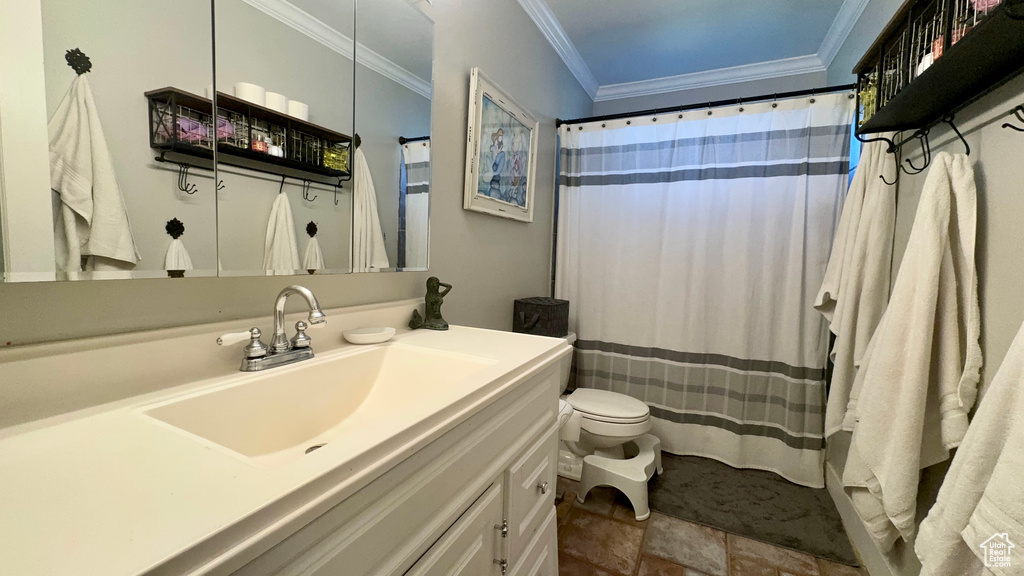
648, 454, 859, 566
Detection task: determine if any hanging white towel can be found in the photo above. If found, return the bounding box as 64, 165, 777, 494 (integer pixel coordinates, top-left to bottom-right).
813, 137, 897, 439
163, 238, 193, 271
352, 147, 389, 272
842, 152, 982, 551
302, 237, 324, 271
916, 319, 1024, 576
48, 75, 139, 275
263, 193, 300, 274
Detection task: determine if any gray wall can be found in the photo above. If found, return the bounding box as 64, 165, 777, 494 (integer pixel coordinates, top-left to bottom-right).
826, 0, 903, 86
0, 0, 592, 346
590, 71, 826, 117
826, 4, 1024, 574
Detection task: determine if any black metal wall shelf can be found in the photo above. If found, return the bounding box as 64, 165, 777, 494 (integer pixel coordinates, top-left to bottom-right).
145, 87, 352, 181
855, 0, 1024, 135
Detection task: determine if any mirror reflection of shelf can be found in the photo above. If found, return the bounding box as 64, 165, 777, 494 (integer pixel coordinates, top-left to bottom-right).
145, 87, 352, 180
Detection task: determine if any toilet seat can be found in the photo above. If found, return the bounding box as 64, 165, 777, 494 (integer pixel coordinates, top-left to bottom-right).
567, 389, 650, 424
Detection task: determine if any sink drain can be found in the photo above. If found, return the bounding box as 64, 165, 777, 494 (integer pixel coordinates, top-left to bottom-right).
305, 443, 326, 454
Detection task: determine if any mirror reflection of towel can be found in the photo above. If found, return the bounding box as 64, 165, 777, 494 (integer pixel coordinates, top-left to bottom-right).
164, 238, 193, 271
352, 148, 389, 272
263, 193, 300, 274
48, 75, 139, 276
302, 237, 324, 271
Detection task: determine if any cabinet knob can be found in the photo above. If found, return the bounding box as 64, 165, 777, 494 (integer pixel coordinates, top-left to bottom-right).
537, 481, 549, 494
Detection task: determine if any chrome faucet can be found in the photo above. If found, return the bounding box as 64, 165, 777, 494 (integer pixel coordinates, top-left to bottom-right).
217, 285, 327, 372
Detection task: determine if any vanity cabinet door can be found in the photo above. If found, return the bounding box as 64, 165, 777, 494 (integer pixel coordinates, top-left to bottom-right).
509, 508, 557, 576
504, 427, 557, 563
405, 482, 504, 576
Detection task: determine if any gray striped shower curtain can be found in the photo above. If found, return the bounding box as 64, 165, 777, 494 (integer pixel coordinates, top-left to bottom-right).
555, 93, 854, 487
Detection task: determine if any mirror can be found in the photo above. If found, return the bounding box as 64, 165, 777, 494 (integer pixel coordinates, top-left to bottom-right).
354, 0, 433, 272
213, 0, 356, 276
0, 0, 217, 281
0, 0, 433, 282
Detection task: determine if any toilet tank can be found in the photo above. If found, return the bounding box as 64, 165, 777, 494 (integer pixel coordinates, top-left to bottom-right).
559, 332, 577, 394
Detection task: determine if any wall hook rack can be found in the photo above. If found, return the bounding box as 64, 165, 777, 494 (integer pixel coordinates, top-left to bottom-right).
1002, 105, 1024, 132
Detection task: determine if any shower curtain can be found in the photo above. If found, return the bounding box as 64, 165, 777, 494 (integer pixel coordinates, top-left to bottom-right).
555, 93, 854, 487
399, 140, 430, 269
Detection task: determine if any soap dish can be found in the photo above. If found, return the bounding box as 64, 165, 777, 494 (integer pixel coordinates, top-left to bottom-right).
343, 327, 396, 345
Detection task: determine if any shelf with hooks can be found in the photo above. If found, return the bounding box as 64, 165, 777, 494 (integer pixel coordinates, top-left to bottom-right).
854, 0, 1024, 136
145, 87, 354, 182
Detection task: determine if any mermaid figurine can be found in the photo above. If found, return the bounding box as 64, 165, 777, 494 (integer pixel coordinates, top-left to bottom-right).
409, 277, 452, 330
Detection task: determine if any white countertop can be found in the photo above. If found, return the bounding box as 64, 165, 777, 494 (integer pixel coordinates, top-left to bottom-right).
0, 326, 568, 576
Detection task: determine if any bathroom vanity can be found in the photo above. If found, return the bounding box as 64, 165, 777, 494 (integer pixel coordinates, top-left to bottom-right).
0, 301, 570, 576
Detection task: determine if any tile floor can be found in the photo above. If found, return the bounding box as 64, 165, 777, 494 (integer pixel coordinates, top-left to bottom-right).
556, 477, 868, 576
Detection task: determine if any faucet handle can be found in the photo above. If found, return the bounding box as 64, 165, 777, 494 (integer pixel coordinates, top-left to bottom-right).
291, 321, 312, 349
218, 328, 269, 359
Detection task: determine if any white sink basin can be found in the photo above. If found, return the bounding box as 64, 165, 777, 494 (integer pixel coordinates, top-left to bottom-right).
143, 343, 495, 466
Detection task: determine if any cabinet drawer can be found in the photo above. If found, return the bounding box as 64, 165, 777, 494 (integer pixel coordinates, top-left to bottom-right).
405, 482, 504, 576
509, 508, 557, 576
504, 427, 557, 562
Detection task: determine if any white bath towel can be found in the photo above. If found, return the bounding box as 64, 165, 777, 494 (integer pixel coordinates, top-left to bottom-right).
48, 75, 139, 275
916, 319, 1024, 576
352, 147, 389, 272
302, 237, 324, 271
163, 238, 193, 271
813, 137, 897, 439
842, 152, 982, 551
263, 193, 300, 273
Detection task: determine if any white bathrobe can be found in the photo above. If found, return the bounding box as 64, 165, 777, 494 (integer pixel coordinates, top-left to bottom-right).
48, 75, 139, 275
352, 148, 389, 272
814, 137, 897, 439
263, 193, 300, 273
916, 319, 1024, 576
842, 152, 982, 550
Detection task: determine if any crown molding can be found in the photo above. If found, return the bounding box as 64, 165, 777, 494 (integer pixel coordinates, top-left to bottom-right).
515, 0, 599, 99
818, 0, 870, 68
594, 55, 826, 102
239, 0, 431, 99
522, 0, 867, 103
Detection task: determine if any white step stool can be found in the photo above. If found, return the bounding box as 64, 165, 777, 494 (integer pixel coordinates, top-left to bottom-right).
576, 434, 663, 521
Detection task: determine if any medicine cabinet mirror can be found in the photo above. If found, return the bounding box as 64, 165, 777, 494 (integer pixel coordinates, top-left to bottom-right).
353, 0, 433, 272
213, 0, 356, 277
0, 0, 433, 283
0, 0, 218, 281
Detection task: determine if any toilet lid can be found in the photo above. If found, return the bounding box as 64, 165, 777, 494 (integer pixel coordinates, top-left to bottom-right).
567, 389, 649, 423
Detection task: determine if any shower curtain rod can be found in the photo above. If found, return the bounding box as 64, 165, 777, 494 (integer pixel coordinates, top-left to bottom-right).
399, 135, 430, 144
556, 83, 856, 128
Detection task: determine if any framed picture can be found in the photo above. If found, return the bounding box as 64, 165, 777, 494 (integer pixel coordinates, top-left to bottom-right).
463, 67, 538, 223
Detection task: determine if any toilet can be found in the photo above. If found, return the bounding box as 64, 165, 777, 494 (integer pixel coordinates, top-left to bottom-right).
556, 333, 663, 520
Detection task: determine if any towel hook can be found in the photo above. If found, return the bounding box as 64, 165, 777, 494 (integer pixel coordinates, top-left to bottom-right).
165, 218, 185, 239
942, 114, 970, 155
902, 129, 932, 175
1001, 105, 1024, 132
301, 180, 317, 203
177, 164, 198, 195
334, 179, 343, 206
278, 175, 286, 194
65, 48, 91, 75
